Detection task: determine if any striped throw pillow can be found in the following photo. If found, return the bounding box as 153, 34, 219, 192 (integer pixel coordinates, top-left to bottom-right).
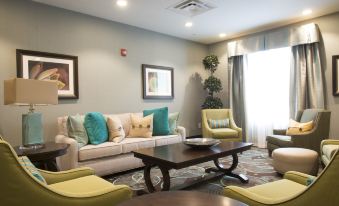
18, 156, 47, 184
208, 119, 230, 129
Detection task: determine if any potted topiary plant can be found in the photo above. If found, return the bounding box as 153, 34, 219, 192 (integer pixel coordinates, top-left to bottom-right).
202, 55, 223, 109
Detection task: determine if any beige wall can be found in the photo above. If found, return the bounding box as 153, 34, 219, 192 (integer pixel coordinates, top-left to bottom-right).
209, 12, 339, 139
0, 0, 209, 146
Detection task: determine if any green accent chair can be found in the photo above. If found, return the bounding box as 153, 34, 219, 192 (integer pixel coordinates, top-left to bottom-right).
266, 109, 331, 156
224, 148, 339, 205
321, 139, 339, 166
0, 139, 132, 206
202, 109, 242, 141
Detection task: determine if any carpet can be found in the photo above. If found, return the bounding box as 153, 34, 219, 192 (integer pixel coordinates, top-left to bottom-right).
105, 147, 281, 196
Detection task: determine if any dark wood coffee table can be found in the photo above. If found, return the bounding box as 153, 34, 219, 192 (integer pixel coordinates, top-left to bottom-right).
133, 141, 252, 193
118, 191, 248, 206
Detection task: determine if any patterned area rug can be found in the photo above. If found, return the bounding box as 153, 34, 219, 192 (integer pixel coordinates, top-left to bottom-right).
105, 148, 281, 196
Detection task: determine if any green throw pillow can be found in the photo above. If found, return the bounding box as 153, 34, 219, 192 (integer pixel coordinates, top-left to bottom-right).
143, 107, 170, 136
84, 112, 108, 145
18, 156, 46, 184
208, 119, 230, 129
168, 112, 180, 135
67, 114, 89, 148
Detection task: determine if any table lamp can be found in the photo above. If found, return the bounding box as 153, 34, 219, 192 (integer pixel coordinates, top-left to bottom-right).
4, 78, 58, 148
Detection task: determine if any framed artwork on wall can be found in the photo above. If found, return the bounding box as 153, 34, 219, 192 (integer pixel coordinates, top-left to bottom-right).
333, 55, 339, 96
16, 49, 79, 99
142, 64, 174, 99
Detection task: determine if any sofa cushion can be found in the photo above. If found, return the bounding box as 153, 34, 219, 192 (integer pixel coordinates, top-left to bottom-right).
84, 112, 108, 145
211, 128, 238, 139
79, 142, 122, 161
107, 117, 125, 143
128, 114, 153, 138
153, 135, 181, 146
143, 107, 170, 136
266, 135, 293, 147
67, 114, 89, 148
168, 112, 180, 135
121, 137, 155, 153
323, 144, 339, 160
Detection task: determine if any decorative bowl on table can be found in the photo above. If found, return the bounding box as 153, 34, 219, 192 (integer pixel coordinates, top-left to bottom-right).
183, 138, 221, 149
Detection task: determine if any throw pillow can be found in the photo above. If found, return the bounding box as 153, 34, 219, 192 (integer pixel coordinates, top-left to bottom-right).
168, 112, 180, 135
107, 117, 126, 143
143, 107, 170, 136
18, 156, 47, 184
208, 119, 230, 129
84, 112, 108, 145
128, 114, 153, 138
286, 119, 314, 135
306, 176, 316, 186
67, 114, 89, 148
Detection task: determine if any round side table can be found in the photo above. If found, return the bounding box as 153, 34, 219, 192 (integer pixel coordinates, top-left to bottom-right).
14, 142, 69, 171
117, 191, 247, 206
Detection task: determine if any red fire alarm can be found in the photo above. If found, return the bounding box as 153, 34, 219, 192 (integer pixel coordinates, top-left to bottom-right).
120, 48, 127, 57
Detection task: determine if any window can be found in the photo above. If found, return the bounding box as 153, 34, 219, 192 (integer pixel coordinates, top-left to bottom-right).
245, 47, 291, 147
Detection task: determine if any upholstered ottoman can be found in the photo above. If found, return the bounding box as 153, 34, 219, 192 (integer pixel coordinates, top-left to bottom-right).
272, 148, 319, 175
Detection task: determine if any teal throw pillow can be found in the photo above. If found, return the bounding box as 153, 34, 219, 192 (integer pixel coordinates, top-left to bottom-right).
84, 112, 108, 145
67, 114, 89, 148
143, 107, 170, 136
168, 112, 180, 135
18, 156, 47, 184
208, 119, 230, 129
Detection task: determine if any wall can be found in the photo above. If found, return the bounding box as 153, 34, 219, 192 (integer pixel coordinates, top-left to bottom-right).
0, 0, 209, 146
209, 12, 339, 139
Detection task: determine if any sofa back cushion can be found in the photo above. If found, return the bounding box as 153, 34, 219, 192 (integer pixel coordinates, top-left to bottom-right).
84, 112, 108, 145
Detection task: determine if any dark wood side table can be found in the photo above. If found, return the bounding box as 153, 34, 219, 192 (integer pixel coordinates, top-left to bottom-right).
118, 191, 248, 206
14, 142, 69, 171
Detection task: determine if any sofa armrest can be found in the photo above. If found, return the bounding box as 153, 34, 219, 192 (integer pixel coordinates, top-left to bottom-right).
283, 171, 315, 186
55, 135, 79, 171
39, 167, 94, 185
177, 126, 186, 141
273, 129, 287, 135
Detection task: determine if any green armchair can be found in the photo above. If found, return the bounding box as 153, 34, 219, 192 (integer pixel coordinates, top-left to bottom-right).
321, 139, 339, 166
224, 148, 339, 205
202, 109, 242, 141
0, 139, 132, 206
266, 109, 331, 156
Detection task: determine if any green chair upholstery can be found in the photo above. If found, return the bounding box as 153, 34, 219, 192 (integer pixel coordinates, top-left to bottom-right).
0, 139, 132, 206
224, 149, 339, 205
266, 109, 331, 156
321, 139, 339, 166
202, 109, 242, 141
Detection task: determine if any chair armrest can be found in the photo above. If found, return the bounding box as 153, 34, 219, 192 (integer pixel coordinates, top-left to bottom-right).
273, 129, 287, 135
177, 126, 186, 141
229, 116, 242, 141
283, 171, 316, 186
224, 186, 278, 205
39, 167, 94, 185
321, 139, 339, 148
55, 135, 79, 171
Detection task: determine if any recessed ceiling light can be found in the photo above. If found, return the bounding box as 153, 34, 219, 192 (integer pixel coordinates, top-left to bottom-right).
116, 0, 127, 7
185, 22, 193, 28
219, 33, 226, 38
302, 9, 312, 15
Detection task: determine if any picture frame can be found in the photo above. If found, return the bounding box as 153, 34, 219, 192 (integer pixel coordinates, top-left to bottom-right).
142, 64, 174, 99
16, 49, 79, 99
333, 55, 339, 96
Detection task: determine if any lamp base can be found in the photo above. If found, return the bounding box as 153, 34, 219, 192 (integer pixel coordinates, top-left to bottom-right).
22, 113, 44, 146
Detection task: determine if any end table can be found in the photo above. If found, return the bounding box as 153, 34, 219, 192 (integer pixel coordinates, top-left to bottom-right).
14, 142, 69, 171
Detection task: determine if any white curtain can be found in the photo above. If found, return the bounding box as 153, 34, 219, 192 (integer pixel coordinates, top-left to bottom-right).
245, 47, 291, 148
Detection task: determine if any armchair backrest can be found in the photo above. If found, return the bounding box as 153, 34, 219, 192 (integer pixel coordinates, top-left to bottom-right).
202, 109, 231, 120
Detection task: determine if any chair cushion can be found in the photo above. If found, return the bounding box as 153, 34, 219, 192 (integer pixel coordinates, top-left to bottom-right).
286, 119, 313, 135
143, 107, 170, 136
300, 109, 320, 123
323, 144, 339, 160
18, 156, 47, 184
153, 135, 181, 146
79, 142, 122, 161
211, 128, 238, 139
121, 137, 155, 153
248, 179, 306, 200
48, 175, 114, 195
84, 112, 108, 145
208, 119, 230, 129
266, 135, 293, 147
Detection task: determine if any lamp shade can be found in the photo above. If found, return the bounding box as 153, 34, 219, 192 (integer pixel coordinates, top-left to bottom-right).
4, 78, 58, 105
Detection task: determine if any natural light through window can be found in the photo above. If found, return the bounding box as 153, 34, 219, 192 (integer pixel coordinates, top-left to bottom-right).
245, 47, 291, 148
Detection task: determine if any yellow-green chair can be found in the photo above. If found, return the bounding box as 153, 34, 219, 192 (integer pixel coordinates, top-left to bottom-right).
202, 109, 242, 141
224, 149, 339, 206
321, 139, 339, 166
0, 139, 132, 206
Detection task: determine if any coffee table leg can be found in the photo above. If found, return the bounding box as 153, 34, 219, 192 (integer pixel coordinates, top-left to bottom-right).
143, 162, 171, 193
206, 153, 249, 183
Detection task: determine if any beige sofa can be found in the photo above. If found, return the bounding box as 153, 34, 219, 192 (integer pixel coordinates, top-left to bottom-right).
55, 113, 186, 176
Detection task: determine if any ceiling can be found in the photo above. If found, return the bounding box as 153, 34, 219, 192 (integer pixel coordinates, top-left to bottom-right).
32, 0, 339, 44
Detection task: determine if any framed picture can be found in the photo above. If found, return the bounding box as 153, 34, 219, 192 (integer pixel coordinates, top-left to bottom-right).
16, 49, 79, 99
333, 55, 339, 96
142, 64, 174, 99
